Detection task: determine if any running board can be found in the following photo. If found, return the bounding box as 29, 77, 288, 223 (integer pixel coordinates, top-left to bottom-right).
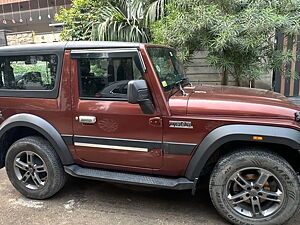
64, 165, 194, 190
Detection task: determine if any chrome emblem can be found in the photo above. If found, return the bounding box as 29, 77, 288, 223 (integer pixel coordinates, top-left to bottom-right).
169, 121, 193, 129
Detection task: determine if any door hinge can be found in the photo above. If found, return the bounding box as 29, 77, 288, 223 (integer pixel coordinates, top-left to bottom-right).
149, 117, 162, 127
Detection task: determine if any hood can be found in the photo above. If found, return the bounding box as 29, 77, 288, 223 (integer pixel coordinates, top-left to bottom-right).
169, 85, 299, 119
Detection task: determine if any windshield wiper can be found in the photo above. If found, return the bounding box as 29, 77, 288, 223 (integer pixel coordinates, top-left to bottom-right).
168, 77, 190, 98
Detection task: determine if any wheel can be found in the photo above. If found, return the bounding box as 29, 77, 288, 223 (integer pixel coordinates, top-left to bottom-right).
5, 136, 66, 199
209, 150, 300, 225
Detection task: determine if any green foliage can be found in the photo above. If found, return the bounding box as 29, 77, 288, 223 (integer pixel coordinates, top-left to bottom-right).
151, 0, 300, 84
12, 62, 52, 84
57, 0, 169, 42
57, 0, 300, 85
91, 0, 150, 42
56, 0, 110, 41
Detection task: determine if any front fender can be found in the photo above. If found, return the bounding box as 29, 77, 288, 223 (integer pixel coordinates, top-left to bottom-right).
0, 113, 74, 165
185, 124, 300, 180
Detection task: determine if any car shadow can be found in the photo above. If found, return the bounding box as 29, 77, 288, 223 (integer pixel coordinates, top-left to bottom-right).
53, 176, 228, 224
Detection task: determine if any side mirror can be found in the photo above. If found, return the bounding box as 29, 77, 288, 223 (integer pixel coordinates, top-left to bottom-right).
127, 80, 155, 114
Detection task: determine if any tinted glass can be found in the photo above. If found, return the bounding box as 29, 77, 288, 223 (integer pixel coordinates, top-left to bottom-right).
0, 55, 58, 90
78, 57, 142, 99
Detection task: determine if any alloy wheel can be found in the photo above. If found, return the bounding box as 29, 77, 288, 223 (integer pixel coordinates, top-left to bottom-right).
13, 151, 48, 190
226, 167, 284, 218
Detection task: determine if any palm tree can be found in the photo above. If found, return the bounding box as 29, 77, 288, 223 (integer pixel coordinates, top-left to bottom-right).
91, 0, 170, 42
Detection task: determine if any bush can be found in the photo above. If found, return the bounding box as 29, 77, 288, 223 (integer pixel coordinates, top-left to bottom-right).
152, 0, 300, 85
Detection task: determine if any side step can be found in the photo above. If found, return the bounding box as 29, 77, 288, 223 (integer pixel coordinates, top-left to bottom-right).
64, 165, 194, 190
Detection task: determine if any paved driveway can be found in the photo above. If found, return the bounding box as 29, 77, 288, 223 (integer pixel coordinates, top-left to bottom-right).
0, 169, 299, 225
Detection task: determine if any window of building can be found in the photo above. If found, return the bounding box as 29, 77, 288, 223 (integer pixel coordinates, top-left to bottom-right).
78, 57, 143, 99
0, 55, 58, 91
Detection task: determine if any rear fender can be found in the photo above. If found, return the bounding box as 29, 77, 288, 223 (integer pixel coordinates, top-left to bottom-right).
0, 113, 74, 166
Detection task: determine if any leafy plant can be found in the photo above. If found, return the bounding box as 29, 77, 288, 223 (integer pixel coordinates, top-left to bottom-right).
56, 0, 108, 41
91, 0, 149, 42
151, 0, 300, 86
57, 0, 170, 42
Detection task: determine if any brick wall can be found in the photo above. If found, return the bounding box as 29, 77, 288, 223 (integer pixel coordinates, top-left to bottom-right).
6, 31, 33, 45
6, 31, 61, 45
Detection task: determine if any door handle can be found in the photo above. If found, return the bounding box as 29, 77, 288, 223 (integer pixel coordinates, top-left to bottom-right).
149, 117, 162, 127
78, 116, 97, 124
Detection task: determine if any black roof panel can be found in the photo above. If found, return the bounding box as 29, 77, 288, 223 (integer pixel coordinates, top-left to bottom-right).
0, 41, 141, 55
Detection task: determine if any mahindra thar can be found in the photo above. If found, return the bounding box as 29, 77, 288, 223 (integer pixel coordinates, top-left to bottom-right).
0, 42, 299, 225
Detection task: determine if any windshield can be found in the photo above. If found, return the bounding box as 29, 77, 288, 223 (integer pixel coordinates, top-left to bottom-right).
147, 47, 185, 92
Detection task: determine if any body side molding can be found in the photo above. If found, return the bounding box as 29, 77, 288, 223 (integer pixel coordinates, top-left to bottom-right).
185, 124, 300, 180
73, 135, 196, 155
0, 113, 74, 165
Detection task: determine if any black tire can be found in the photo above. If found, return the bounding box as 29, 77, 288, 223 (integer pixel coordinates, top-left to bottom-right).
209, 150, 300, 225
5, 136, 66, 199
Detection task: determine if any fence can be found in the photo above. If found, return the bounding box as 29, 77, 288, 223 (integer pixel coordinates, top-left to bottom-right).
274, 33, 300, 96
185, 51, 272, 89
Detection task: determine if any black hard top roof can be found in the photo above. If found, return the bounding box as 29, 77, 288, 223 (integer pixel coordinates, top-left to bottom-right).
0, 41, 141, 55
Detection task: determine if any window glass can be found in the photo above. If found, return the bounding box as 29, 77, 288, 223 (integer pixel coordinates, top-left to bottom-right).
147, 47, 185, 92
78, 57, 142, 99
0, 55, 58, 90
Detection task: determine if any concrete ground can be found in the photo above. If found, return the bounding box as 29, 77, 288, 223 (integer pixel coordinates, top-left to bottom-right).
0, 169, 299, 225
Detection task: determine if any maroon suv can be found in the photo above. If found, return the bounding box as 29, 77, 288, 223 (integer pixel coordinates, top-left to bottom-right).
0, 41, 299, 225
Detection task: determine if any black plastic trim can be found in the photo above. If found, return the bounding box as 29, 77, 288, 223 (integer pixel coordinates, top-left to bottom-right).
79, 97, 128, 102
185, 124, 300, 180
0, 113, 74, 165
163, 142, 196, 155
61, 134, 73, 146
70, 49, 139, 59
65, 164, 194, 190
74, 135, 195, 155
0, 42, 140, 55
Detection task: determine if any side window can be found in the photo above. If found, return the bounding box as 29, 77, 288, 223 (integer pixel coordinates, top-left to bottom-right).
0, 55, 58, 90
78, 57, 142, 99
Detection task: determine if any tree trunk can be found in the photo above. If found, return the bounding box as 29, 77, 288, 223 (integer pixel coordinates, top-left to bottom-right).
221, 70, 228, 85
249, 79, 255, 88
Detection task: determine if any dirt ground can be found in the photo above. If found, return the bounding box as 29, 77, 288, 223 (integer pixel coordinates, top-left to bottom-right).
0, 169, 299, 225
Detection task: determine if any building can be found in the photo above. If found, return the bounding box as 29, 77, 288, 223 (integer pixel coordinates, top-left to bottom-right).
0, 0, 70, 46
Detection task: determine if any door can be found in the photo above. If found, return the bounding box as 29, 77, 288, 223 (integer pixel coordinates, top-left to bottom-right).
71, 49, 163, 169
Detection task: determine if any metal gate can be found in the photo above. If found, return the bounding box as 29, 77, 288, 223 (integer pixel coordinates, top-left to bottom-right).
274, 33, 300, 96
